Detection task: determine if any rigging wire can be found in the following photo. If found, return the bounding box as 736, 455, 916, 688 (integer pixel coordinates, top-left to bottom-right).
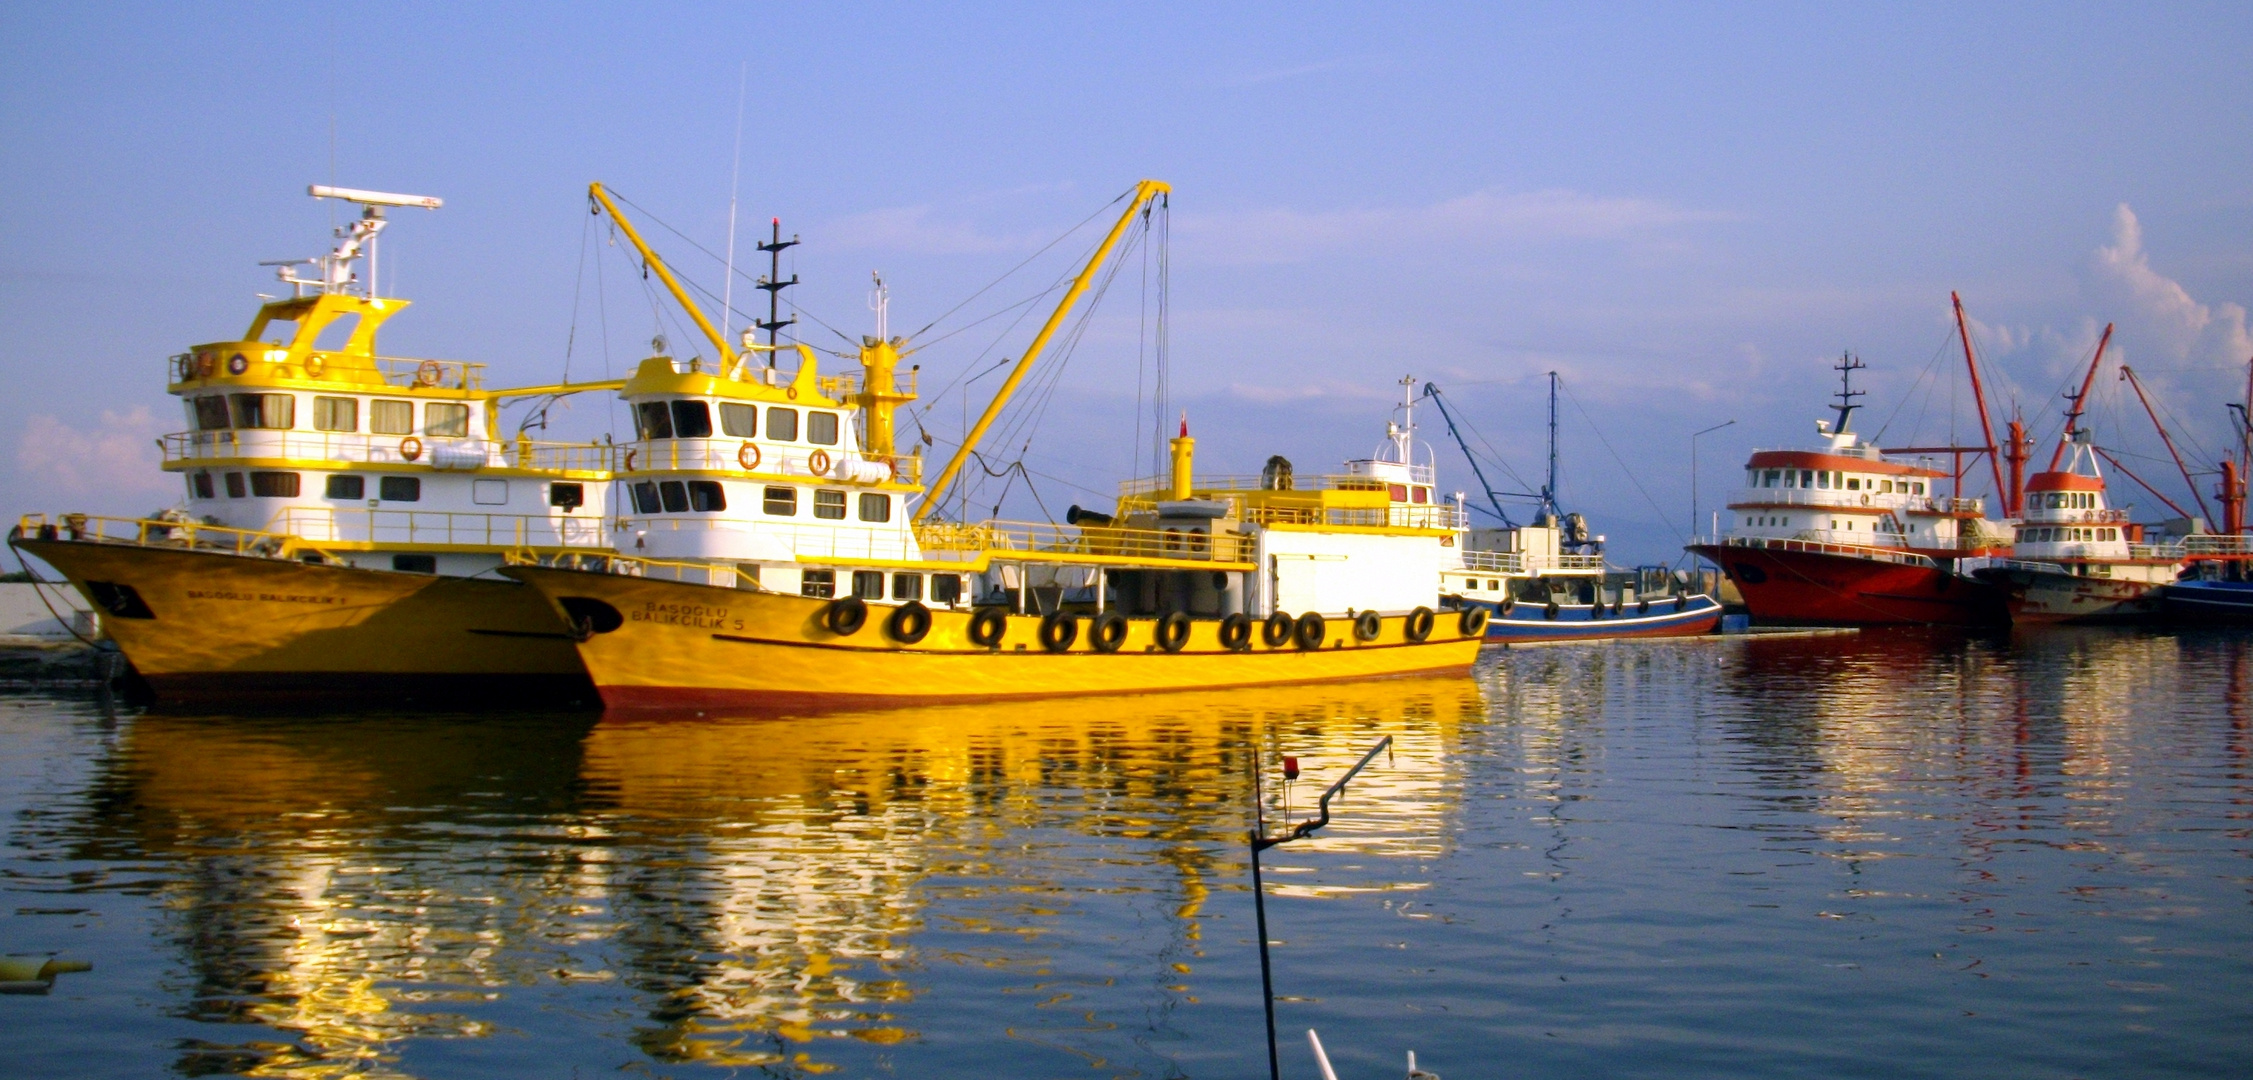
1556, 378, 1679, 537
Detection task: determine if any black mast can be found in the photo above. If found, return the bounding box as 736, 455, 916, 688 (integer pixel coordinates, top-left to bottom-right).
756, 218, 799, 365
1830, 352, 1867, 436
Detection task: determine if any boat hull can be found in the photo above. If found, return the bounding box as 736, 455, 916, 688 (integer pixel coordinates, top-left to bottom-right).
1688, 542, 2004, 627
503, 565, 1484, 710
1460, 594, 1723, 644
1974, 565, 2169, 624
13, 538, 595, 707
2160, 579, 2253, 622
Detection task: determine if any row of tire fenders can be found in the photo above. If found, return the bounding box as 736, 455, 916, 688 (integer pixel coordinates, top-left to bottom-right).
817, 598, 1490, 652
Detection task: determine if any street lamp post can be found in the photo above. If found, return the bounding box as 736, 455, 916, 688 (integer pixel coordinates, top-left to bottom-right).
1691, 419, 1737, 542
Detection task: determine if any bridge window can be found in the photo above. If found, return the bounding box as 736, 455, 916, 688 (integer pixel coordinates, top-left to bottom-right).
371, 399, 414, 435
314, 396, 358, 432
932, 574, 962, 605
190, 472, 215, 499
379, 476, 421, 502
892, 573, 923, 601
1800, 470, 1815, 487
720, 402, 757, 437
1845, 477, 1860, 491
549, 483, 585, 511
325, 475, 364, 500
686, 480, 725, 512
670, 400, 712, 438
630, 481, 660, 514
800, 569, 835, 598
813, 489, 846, 519
424, 403, 470, 438
1815, 472, 1831, 490
766, 407, 799, 442
807, 411, 839, 445
192, 396, 231, 430
1413, 487, 1430, 504
859, 493, 891, 522
634, 401, 673, 439
658, 481, 689, 513
764, 486, 797, 516
392, 554, 436, 574
230, 393, 295, 429
224, 472, 246, 498
1388, 484, 1408, 502
1764, 469, 1780, 487
851, 570, 885, 599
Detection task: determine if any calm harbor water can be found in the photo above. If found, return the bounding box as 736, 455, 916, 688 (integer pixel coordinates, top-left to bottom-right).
1, 629, 2248, 1079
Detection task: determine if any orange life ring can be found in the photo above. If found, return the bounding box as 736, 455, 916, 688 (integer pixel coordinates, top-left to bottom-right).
886, 458, 900, 481
304, 355, 325, 377
1860, 493, 1870, 506
786, 386, 798, 400
400, 436, 423, 462
622, 448, 637, 471
808, 449, 831, 475
414, 359, 443, 387
738, 442, 761, 471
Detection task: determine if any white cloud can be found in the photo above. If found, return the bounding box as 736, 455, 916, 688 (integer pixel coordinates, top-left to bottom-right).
1177, 187, 1738, 266
2090, 203, 2253, 370
15, 407, 178, 508
819, 205, 1039, 255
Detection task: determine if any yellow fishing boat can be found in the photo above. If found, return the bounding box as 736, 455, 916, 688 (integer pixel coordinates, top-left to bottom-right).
11, 185, 622, 704
503, 180, 1487, 708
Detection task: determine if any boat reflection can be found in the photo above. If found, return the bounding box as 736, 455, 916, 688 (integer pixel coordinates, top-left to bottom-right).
69, 676, 1482, 1074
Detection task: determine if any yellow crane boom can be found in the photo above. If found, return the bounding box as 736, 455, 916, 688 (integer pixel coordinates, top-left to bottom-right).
914, 179, 1170, 523
587, 183, 736, 369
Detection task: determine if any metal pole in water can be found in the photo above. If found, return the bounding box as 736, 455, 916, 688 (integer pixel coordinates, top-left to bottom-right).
1253, 831, 1280, 1080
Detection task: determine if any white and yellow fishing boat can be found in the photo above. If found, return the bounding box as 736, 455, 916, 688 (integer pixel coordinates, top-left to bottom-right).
11, 186, 622, 704
503, 180, 1487, 709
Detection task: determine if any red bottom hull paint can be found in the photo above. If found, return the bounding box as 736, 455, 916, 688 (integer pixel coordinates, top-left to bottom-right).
1690, 544, 2005, 627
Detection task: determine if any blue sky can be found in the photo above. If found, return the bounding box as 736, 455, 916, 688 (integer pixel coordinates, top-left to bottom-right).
5, 3, 2250, 561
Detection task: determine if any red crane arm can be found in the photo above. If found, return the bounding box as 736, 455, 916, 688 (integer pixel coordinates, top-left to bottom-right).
2093, 446, 2193, 520
1952, 292, 2009, 506
2119, 364, 2212, 525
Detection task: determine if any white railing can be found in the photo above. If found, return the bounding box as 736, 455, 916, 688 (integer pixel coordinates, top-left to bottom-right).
622, 438, 921, 485
2022, 507, 2130, 525
274, 508, 612, 550
161, 430, 615, 473
1693, 534, 1939, 568
2184, 534, 2253, 557
1729, 487, 1983, 516
1458, 549, 1607, 574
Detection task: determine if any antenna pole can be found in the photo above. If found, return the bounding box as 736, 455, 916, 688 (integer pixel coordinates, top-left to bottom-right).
721, 62, 747, 346
1951, 292, 2009, 504
1544, 372, 1560, 520
2049, 323, 2113, 471
756, 219, 801, 365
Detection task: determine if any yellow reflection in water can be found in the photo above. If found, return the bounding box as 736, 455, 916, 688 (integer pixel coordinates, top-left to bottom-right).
94, 676, 1483, 1075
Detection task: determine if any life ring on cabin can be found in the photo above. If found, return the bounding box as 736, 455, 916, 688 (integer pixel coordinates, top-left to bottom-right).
303, 355, 325, 377
886, 458, 901, 481
414, 359, 443, 387
1860, 493, 1870, 506
1404, 606, 1435, 642
1459, 605, 1490, 637
1353, 610, 1382, 642
1156, 610, 1192, 653
1262, 611, 1295, 648
968, 606, 1009, 647
622, 449, 637, 471
227, 353, 248, 375
195, 353, 215, 378
1219, 612, 1253, 651
825, 596, 868, 636
399, 436, 424, 462
886, 601, 932, 645
786, 386, 798, 400
1039, 611, 1078, 652
809, 449, 831, 475
1293, 611, 1327, 650
1090, 611, 1129, 653
738, 442, 760, 471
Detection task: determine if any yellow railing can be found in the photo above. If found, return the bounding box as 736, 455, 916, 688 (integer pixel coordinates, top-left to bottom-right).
622, 438, 922, 485
159, 430, 614, 474
916, 519, 1257, 566
1240, 503, 1466, 530
273, 508, 613, 551
169, 351, 487, 390
814, 367, 919, 401
13, 512, 339, 562
1119, 466, 1435, 498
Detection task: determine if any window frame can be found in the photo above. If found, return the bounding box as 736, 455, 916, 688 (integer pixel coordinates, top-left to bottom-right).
765, 406, 799, 442
378, 475, 422, 502
370, 399, 415, 436
763, 485, 798, 516
313, 396, 359, 433
858, 492, 891, 522
813, 489, 847, 520
423, 402, 470, 438
719, 402, 757, 438
806, 411, 839, 445
325, 474, 365, 500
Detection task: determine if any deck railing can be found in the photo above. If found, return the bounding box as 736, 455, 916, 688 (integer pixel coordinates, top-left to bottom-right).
161, 430, 614, 474
170, 351, 488, 390
1119, 466, 1436, 499
1729, 487, 1987, 516
273, 507, 612, 551
917, 519, 1258, 567
622, 438, 922, 485
1458, 549, 1606, 574
13, 512, 338, 561
1693, 533, 1941, 569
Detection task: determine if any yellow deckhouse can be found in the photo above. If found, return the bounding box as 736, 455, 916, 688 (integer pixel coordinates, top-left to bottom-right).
13, 186, 622, 705
503, 181, 1487, 709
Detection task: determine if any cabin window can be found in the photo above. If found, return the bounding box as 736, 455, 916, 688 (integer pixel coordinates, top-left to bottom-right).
687, 480, 726, 512
186, 472, 211, 499
1845, 477, 1860, 491
1413, 487, 1430, 504
932, 574, 962, 604
1781, 471, 1796, 488
230, 393, 295, 430
1799, 470, 1814, 487
892, 573, 923, 601
813, 489, 847, 519
720, 402, 757, 437
224, 472, 246, 498
193, 396, 231, 430
859, 493, 891, 522
1765, 470, 1781, 487
473, 479, 508, 506
807, 411, 839, 445
392, 554, 437, 574
851, 570, 885, 599
1815, 472, 1830, 490
314, 396, 358, 432
670, 400, 713, 438
630, 481, 661, 514
766, 407, 799, 442
634, 401, 674, 440
1913, 482, 1925, 495
801, 569, 836, 598
764, 486, 797, 516
424, 403, 470, 438
658, 481, 689, 513
549, 482, 584, 511
325, 475, 364, 500
371, 399, 414, 435
379, 476, 421, 502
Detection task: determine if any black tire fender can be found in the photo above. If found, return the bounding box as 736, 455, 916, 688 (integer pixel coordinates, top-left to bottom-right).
1293, 611, 1327, 650
886, 601, 932, 645
826, 596, 868, 636
1403, 606, 1435, 642
1155, 611, 1192, 653
1039, 611, 1078, 652
1090, 611, 1128, 653
1460, 605, 1491, 637
1352, 610, 1382, 642
1219, 612, 1253, 651
1262, 611, 1294, 648
968, 606, 1009, 648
